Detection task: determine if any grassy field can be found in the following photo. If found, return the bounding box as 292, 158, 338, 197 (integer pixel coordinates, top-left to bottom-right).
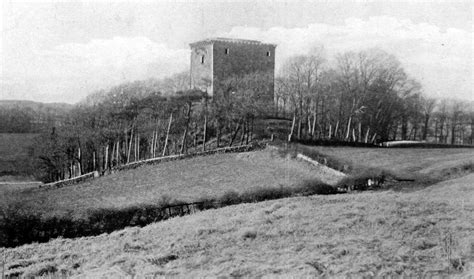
2, 172, 473, 277
1, 148, 343, 216
299, 145, 474, 179
2, 145, 473, 217
0, 133, 38, 181
1, 145, 473, 276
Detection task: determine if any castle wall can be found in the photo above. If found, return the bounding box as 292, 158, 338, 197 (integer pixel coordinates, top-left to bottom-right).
190, 39, 276, 102
212, 42, 275, 81
190, 43, 213, 94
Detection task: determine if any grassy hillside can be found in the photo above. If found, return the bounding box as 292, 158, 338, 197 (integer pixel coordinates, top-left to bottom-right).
0, 133, 38, 180
3, 173, 473, 277
3, 145, 473, 216
1, 148, 342, 216
297, 145, 474, 179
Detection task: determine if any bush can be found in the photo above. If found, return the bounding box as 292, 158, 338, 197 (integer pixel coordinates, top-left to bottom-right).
295, 179, 338, 195
218, 190, 242, 206
239, 186, 293, 203
336, 168, 390, 191
195, 197, 217, 211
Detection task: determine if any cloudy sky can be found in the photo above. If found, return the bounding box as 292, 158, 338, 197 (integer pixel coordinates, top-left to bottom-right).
1, 1, 472, 103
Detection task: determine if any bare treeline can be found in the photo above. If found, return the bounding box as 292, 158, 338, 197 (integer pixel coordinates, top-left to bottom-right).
30, 48, 473, 182
31, 72, 272, 182
275, 47, 473, 144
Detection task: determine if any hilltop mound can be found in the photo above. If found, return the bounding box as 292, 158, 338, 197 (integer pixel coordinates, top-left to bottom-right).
1, 147, 340, 216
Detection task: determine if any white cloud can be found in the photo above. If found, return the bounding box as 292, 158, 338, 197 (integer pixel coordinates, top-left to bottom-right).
220, 16, 473, 101
1, 16, 472, 103
2, 37, 189, 103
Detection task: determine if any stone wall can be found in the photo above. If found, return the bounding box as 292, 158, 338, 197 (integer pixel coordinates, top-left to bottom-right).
190, 38, 275, 102
213, 41, 275, 102
190, 42, 213, 94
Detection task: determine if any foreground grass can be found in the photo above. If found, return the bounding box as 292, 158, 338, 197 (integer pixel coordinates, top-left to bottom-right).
2, 174, 473, 277
0, 180, 336, 248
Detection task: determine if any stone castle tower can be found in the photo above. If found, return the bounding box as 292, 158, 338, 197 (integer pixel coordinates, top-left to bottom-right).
189, 38, 276, 101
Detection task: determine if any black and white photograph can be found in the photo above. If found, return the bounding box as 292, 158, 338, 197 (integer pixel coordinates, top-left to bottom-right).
0, 0, 473, 277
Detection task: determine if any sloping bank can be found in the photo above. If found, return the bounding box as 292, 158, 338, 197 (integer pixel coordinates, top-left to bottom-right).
1, 168, 337, 248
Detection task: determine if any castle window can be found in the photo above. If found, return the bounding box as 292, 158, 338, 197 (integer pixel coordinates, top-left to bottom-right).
201, 55, 205, 64
266, 51, 271, 57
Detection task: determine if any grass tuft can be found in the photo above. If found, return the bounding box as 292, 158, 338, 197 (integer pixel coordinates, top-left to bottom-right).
241, 228, 257, 240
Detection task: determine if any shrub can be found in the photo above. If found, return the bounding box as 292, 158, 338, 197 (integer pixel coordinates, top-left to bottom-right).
336, 167, 390, 191
218, 190, 242, 206
239, 186, 293, 203
0, 201, 43, 247
295, 179, 338, 195
240, 228, 258, 240
195, 197, 217, 211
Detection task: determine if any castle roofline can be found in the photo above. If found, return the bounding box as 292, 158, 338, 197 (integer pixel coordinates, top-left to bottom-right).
190, 37, 276, 47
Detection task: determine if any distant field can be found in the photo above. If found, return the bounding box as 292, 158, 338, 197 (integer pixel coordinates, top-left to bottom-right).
301, 145, 474, 178
3, 172, 473, 277
0, 133, 38, 180
1, 148, 341, 216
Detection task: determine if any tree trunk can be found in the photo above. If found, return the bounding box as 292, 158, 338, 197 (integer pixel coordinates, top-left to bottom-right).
229, 122, 242, 147
137, 133, 140, 161
358, 122, 362, 142
116, 140, 120, 166
439, 120, 445, 143
155, 130, 159, 157
216, 119, 221, 148
150, 132, 155, 158
104, 144, 109, 170
451, 124, 456, 145
162, 112, 173, 157
241, 120, 247, 145
401, 115, 408, 140
422, 115, 430, 140
127, 127, 134, 163
311, 112, 317, 138
92, 151, 95, 171
202, 112, 208, 151
180, 103, 192, 154
345, 116, 352, 141
371, 133, 377, 144
297, 116, 302, 139
250, 118, 254, 141
470, 117, 474, 145
78, 146, 82, 175
288, 113, 296, 142
364, 127, 370, 143
193, 122, 198, 147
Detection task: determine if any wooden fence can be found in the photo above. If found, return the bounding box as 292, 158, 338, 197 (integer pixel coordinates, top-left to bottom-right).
110, 144, 259, 173
38, 144, 264, 190
40, 171, 99, 189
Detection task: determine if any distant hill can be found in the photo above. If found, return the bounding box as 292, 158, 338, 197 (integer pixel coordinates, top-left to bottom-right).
0, 99, 73, 109
0, 100, 73, 133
